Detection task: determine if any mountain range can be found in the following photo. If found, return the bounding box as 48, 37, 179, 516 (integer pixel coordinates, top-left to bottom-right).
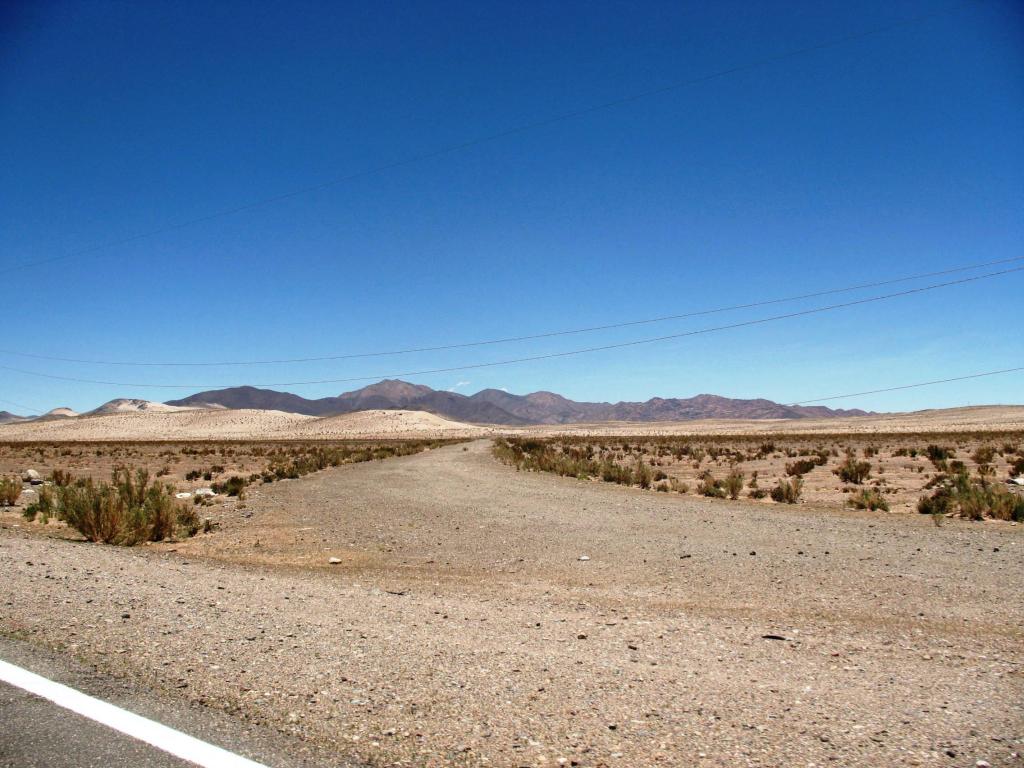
162, 380, 871, 425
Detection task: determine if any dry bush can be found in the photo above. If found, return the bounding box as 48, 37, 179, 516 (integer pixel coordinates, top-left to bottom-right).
0, 477, 21, 506
723, 470, 744, 500
51, 467, 198, 545
770, 477, 803, 504
848, 488, 890, 511
835, 455, 872, 484
918, 472, 1024, 521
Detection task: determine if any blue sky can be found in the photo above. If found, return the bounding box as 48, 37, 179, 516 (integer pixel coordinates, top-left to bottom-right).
2, 0, 1022, 415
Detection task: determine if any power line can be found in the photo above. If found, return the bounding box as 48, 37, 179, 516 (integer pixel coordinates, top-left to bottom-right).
2, 254, 1019, 367
2, 1, 980, 275
0, 397, 44, 417
0, 265, 1019, 389
791, 366, 1024, 405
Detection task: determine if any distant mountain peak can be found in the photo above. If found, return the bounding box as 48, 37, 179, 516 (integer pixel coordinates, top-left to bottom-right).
164, 380, 872, 425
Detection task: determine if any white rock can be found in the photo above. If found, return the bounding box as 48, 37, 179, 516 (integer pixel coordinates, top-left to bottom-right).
328, 557, 342, 565
578, 555, 591, 561
22, 469, 40, 482
175, 492, 193, 499
193, 488, 216, 497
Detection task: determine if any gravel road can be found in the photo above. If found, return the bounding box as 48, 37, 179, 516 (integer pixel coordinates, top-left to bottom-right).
2, 440, 1021, 766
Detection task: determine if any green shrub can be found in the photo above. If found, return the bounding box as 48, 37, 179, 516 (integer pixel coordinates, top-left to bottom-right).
22, 486, 55, 523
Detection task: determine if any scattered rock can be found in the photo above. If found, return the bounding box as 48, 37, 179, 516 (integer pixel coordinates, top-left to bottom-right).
761, 634, 788, 641
22, 469, 40, 483
175, 492, 193, 499
328, 557, 342, 565
577, 555, 590, 561
193, 488, 216, 497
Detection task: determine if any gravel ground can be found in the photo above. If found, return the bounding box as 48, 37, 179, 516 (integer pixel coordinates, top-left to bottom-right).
2, 440, 1022, 767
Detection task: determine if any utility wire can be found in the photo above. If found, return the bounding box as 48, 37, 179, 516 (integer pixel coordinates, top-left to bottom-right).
0, 265, 1018, 389
2, 254, 1019, 367
0, 397, 44, 417
791, 366, 1024, 405
1, 0, 980, 274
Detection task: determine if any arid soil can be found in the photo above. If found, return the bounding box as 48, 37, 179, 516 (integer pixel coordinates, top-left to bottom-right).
2, 440, 1022, 767
496, 432, 1024, 514
2, 405, 1023, 442
0, 408, 495, 441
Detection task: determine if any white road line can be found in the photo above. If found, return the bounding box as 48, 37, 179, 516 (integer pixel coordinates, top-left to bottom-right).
0, 658, 270, 768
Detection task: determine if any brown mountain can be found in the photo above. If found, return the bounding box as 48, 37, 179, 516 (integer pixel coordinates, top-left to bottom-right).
166, 379, 871, 425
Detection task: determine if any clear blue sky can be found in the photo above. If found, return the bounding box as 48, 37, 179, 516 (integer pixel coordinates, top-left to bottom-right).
2, 0, 1022, 414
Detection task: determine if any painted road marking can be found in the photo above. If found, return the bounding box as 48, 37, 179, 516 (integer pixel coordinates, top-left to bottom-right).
0, 658, 270, 768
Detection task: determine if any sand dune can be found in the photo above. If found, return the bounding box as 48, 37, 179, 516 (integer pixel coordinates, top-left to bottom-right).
0, 407, 491, 441
290, 409, 494, 439
520, 405, 1024, 437
1, 404, 1020, 441
0, 408, 314, 441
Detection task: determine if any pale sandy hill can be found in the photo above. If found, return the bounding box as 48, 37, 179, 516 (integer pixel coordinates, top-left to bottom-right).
39, 407, 79, 419
0, 407, 490, 441
0, 408, 314, 441
289, 409, 494, 439
1, 404, 1019, 442
524, 404, 1024, 437
89, 398, 195, 415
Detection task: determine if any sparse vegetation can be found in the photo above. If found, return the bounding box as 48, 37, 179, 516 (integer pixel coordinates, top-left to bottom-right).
848, 488, 890, 511
48, 467, 197, 545
835, 455, 871, 484
917, 471, 1024, 521
0, 476, 21, 506
770, 477, 803, 504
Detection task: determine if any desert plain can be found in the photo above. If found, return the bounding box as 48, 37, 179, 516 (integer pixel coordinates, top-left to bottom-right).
1, 405, 1022, 767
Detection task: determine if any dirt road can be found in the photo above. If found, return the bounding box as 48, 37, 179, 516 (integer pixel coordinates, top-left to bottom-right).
2, 440, 1021, 766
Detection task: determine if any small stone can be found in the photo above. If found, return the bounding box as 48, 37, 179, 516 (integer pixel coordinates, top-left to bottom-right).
22, 469, 40, 482
976, 761, 991, 768
577, 555, 590, 561
328, 557, 342, 565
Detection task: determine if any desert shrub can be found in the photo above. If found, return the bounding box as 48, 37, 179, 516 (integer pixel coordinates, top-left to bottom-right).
635, 459, 652, 490
653, 470, 668, 482
656, 482, 669, 492
848, 488, 890, 511
723, 470, 744, 500
835, 456, 871, 484
785, 458, 818, 477
0, 477, 21, 506
748, 488, 768, 499
185, 469, 202, 481
917, 472, 1024, 521
212, 475, 247, 497
972, 445, 996, 465
926, 445, 954, 461
50, 468, 74, 487
697, 471, 725, 498
1010, 456, 1024, 477
770, 477, 803, 504
52, 467, 200, 545
669, 477, 689, 494
22, 486, 56, 523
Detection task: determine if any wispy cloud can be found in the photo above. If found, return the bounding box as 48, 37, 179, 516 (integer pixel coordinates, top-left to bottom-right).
447, 380, 472, 392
